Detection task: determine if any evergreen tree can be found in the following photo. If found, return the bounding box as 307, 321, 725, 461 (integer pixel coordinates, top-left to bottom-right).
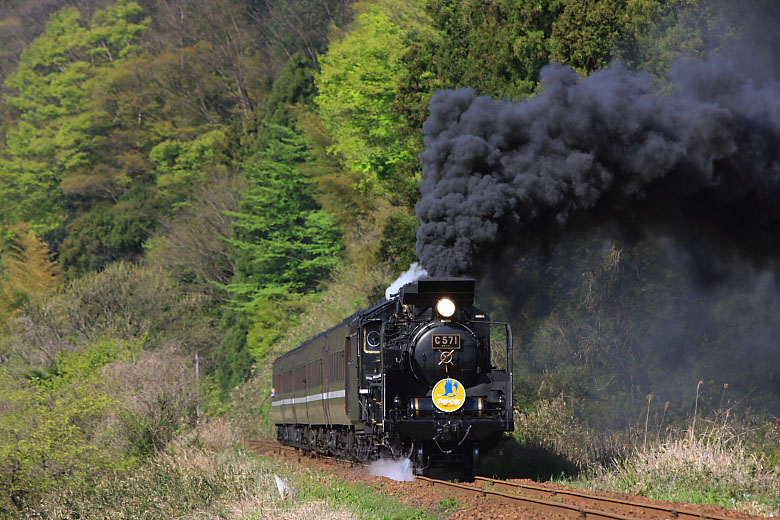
216, 122, 342, 391
228, 123, 342, 299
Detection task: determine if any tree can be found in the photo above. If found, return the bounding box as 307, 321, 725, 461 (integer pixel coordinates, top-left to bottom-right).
143, 0, 267, 124
264, 52, 317, 127
227, 123, 342, 299
549, 0, 676, 74
215, 122, 342, 391
245, 0, 353, 69
316, 0, 427, 201
0, 2, 149, 239
396, 0, 567, 119
0, 223, 60, 324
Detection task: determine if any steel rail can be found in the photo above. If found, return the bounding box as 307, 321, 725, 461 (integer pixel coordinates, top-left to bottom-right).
472, 476, 748, 520
245, 439, 363, 467
418, 476, 633, 520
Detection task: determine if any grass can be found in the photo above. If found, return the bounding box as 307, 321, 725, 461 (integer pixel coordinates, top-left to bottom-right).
524, 402, 780, 517
484, 396, 780, 517
30, 418, 438, 520
572, 417, 780, 516
27, 420, 364, 520
436, 498, 461, 514
281, 467, 437, 520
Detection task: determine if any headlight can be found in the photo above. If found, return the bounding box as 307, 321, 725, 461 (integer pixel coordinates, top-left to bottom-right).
436, 297, 456, 317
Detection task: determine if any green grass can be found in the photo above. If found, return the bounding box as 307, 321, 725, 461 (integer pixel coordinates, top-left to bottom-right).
436, 498, 461, 514
263, 457, 438, 520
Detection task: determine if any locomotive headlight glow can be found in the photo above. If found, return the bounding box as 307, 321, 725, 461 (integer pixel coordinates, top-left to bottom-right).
436, 297, 456, 318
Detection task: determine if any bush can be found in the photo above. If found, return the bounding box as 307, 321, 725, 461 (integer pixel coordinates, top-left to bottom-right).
103, 346, 198, 458
0, 345, 124, 515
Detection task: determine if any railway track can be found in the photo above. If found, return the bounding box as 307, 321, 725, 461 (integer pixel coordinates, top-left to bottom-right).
245, 439, 361, 468
246, 439, 755, 520
420, 475, 753, 520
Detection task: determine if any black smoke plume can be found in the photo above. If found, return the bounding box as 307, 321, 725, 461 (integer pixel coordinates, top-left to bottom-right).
416, 59, 780, 277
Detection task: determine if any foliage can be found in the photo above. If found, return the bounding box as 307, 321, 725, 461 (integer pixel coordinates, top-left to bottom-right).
246, 292, 313, 362
56, 261, 175, 344
376, 210, 418, 272
228, 210, 395, 437
295, 108, 372, 227
264, 52, 318, 127
214, 310, 253, 394
146, 167, 243, 297
151, 129, 227, 200
395, 0, 706, 133
0, 2, 149, 238
143, 0, 267, 124
103, 347, 198, 459
0, 223, 60, 323
58, 189, 160, 278
228, 123, 342, 300
246, 0, 354, 70
216, 121, 342, 391
0, 343, 124, 514
315, 0, 428, 201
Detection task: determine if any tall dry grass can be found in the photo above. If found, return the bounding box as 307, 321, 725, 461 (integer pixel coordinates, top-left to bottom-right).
585, 414, 780, 516
498, 394, 780, 516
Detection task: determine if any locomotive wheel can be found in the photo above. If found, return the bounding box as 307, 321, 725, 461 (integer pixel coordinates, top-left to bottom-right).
327, 430, 338, 455
353, 435, 371, 462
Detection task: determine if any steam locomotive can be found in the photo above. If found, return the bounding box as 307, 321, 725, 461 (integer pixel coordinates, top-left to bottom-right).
271, 278, 513, 473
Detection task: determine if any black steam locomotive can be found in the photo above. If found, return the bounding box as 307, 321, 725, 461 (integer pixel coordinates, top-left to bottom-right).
271, 278, 513, 473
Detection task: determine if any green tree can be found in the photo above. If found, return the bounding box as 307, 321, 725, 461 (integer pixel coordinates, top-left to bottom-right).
57, 189, 160, 278
150, 129, 227, 201
549, 0, 688, 74
216, 123, 342, 391
0, 2, 149, 238
0, 343, 122, 514
396, 0, 566, 125
264, 52, 317, 127
315, 0, 428, 201
227, 123, 342, 299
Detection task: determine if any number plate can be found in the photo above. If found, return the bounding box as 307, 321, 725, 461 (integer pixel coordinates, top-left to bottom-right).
432, 334, 460, 350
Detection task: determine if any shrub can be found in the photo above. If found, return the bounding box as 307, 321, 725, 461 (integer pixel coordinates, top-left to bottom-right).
103, 346, 198, 458
0, 345, 124, 515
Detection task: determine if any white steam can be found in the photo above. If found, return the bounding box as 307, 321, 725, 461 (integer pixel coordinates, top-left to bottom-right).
385, 263, 428, 299
367, 458, 416, 482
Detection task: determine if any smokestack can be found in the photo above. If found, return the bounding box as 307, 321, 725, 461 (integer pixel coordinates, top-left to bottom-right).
416, 59, 780, 277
